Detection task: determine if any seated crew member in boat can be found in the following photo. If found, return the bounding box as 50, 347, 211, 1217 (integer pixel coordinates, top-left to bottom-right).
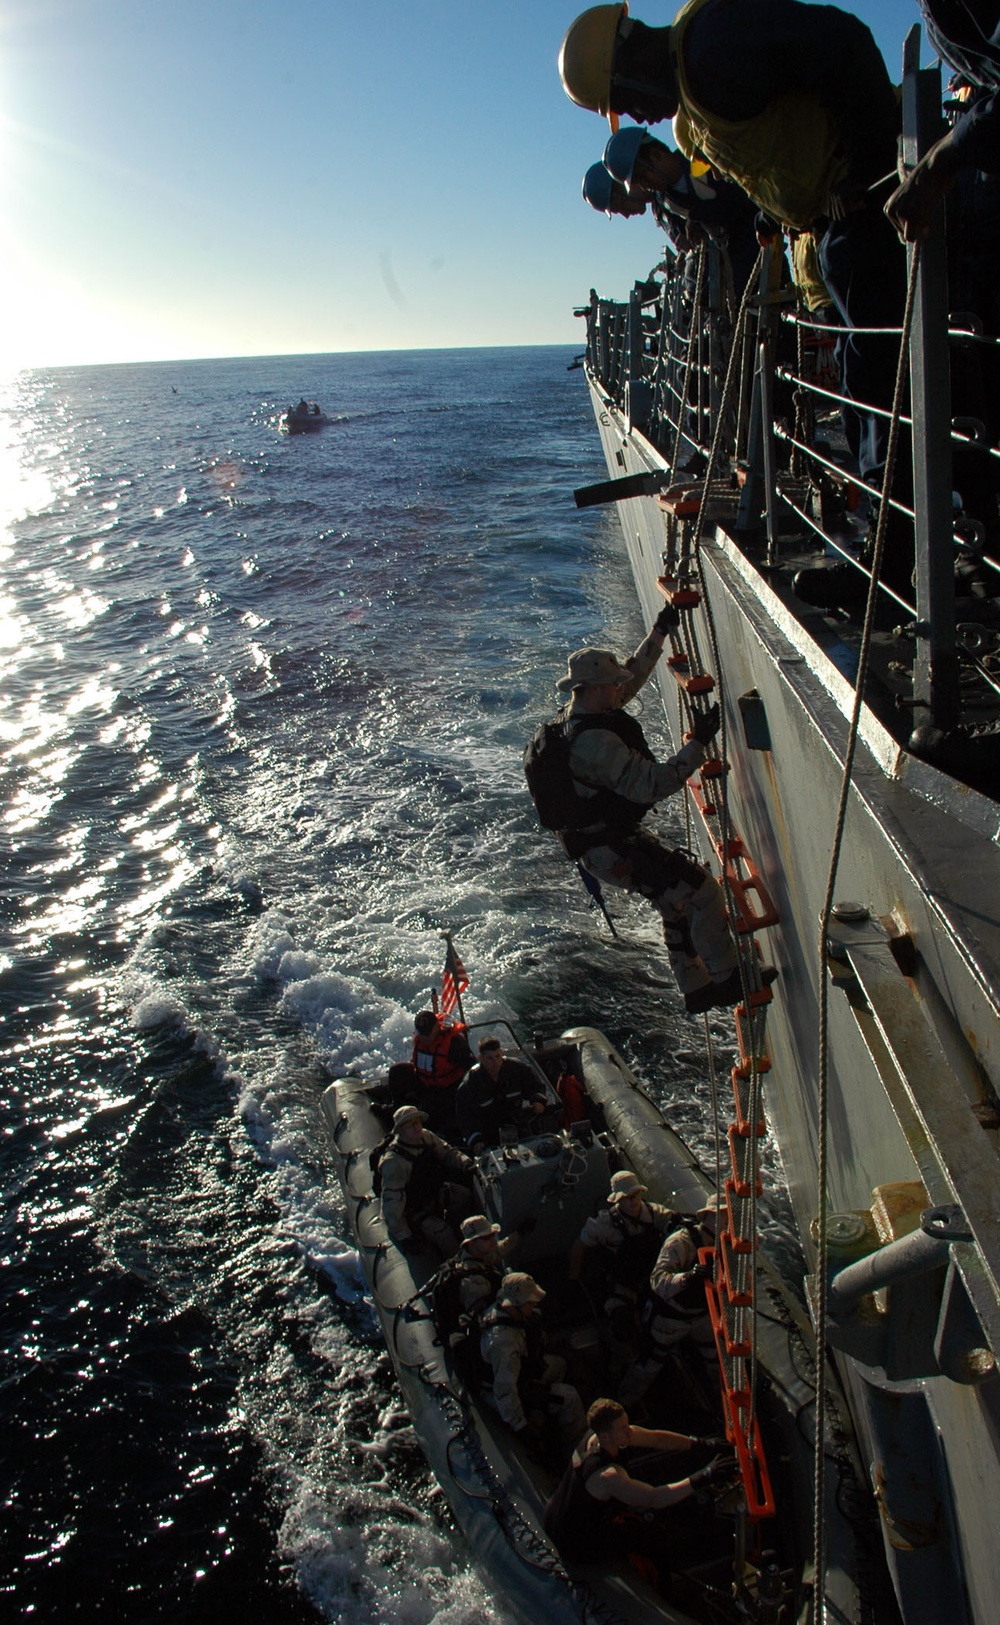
377, 1104, 475, 1258
619, 1194, 721, 1408
480, 1273, 585, 1455
569, 1169, 677, 1350
530, 626, 769, 1013
410, 1008, 473, 1129
543, 1398, 732, 1581
560, 2, 914, 613
432, 1213, 533, 1352
456, 1035, 549, 1154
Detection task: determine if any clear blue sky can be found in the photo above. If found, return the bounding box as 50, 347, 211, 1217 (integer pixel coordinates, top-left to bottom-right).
1, 0, 923, 367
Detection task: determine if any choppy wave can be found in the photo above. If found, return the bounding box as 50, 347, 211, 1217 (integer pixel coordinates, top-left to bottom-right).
0, 348, 791, 1622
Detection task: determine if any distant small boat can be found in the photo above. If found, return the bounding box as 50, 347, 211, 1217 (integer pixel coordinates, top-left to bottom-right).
280, 399, 326, 433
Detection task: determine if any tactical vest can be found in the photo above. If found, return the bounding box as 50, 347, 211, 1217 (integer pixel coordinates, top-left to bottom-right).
543, 1442, 618, 1561
670, 0, 848, 230
481, 1306, 547, 1384
431, 1254, 503, 1347
524, 706, 657, 853
611, 1207, 668, 1289
649, 1221, 711, 1319
391, 1140, 446, 1221
412, 1020, 468, 1089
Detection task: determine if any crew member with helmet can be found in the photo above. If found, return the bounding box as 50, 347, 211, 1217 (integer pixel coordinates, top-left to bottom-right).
527, 618, 772, 1013
583, 160, 654, 220
377, 1104, 475, 1259
479, 1272, 585, 1453
543, 1398, 732, 1579
619, 1193, 722, 1407
583, 158, 726, 263
603, 123, 761, 297
569, 1169, 677, 1347
559, 2, 909, 613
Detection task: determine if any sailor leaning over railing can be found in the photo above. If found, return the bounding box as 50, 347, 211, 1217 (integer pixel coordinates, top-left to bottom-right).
559, 0, 913, 609
602, 122, 761, 303
887, 0, 1000, 240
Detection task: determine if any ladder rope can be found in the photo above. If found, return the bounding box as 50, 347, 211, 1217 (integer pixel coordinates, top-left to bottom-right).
811, 240, 922, 1623
658, 248, 779, 1524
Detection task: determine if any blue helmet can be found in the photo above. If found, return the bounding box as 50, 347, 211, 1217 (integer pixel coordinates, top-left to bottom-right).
582, 161, 616, 216
603, 124, 649, 186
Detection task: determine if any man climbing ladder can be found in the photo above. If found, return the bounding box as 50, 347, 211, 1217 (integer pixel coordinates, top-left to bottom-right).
524, 609, 775, 1013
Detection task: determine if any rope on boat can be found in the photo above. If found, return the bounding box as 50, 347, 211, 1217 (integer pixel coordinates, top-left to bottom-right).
811, 241, 922, 1624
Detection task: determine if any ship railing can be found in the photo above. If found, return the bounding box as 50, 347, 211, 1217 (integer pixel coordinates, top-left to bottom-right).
741, 29, 1000, 742
579, 29, 1000, 757
580, 239, 735, 467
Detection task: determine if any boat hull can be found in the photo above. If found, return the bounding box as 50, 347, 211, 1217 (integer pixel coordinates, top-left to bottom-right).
323, 1027, 871, 1624
586, 375, 1000, 1625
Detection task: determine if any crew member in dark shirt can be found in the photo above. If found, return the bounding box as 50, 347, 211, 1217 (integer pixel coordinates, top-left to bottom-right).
543, 1398, 731, 1578
456, 1036, 548, 1154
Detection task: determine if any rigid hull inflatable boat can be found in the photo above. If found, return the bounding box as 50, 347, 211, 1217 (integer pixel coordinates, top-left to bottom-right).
323, 1021, 890, 1625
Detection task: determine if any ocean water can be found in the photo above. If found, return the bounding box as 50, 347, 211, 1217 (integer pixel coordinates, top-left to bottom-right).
0, 347, 760, 1623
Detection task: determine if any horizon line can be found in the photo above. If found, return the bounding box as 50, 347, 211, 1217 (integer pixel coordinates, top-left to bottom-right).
9, 338, 588, 376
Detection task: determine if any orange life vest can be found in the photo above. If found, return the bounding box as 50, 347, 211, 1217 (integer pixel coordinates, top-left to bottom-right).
412, 1019, 468, 1089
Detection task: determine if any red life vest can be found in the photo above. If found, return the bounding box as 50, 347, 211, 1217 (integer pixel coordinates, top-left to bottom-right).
412, 1019, 468, 1089
557, 1071, 588, 1126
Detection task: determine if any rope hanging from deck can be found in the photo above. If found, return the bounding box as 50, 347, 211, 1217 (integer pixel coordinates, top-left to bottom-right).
812, 241, 922, 1624
654, 249, 781, 1533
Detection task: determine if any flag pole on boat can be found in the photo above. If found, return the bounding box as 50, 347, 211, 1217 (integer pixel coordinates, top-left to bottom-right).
439, 931, 470, 1026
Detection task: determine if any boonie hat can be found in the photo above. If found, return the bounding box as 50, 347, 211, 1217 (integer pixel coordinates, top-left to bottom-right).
461, 1215, 501, 1245
498, 1272, 546, 1307
393, 1104, 428, 1129
557, 647, 632, 692
699, 1191, 722, 1215
608, 1169, 647, 1203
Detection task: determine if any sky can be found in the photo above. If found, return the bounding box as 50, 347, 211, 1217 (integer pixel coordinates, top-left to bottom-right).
1, 0, 923, 368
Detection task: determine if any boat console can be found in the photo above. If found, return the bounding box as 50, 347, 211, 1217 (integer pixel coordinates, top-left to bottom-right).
474, 1125, 610, 1265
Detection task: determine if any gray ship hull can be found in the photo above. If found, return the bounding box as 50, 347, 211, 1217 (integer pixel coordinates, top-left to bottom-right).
587, 376, 1000, 1625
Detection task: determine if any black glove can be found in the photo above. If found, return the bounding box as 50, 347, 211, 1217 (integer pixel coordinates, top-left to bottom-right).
654, 602, 680, 635
690, 1435, 728, 1451
692, 1453, 736, 1486
516, 1214, 537, 1236
691, 702, 720, 745
691, 1259, 714, 1281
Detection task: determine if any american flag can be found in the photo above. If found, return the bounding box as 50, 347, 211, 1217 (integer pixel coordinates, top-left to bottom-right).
440, 941, 469, 1016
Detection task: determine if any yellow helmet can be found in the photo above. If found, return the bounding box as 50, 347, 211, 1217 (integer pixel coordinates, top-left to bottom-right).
558, 4, 628, 118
